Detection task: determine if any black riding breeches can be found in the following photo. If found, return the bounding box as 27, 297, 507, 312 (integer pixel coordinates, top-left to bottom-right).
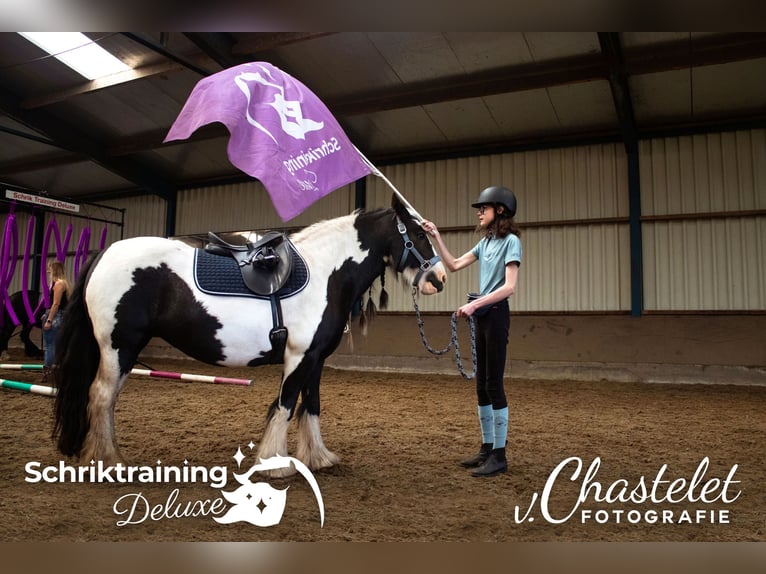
474, 300, 510, 410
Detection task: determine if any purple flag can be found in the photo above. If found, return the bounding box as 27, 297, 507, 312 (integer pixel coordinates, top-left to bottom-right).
164, 62, 372, 221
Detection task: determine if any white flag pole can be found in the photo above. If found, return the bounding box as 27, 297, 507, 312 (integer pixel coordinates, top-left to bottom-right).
354, 145, 425, 223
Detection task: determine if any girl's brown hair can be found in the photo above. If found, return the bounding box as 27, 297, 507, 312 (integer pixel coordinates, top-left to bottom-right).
476, 205, 521, 239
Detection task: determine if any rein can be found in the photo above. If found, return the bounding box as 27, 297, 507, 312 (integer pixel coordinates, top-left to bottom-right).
411, 287, 477, 380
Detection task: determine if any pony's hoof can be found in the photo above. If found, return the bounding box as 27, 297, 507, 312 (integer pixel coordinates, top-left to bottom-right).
295, 437, 340, 471
304, 450, 340, 471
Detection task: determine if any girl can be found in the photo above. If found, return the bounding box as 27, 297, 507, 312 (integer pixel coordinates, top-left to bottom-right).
422, 185, 521, 477
42, 260, 71, 370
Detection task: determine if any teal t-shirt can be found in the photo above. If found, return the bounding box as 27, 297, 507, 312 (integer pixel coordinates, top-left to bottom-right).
471, 233, 522, 296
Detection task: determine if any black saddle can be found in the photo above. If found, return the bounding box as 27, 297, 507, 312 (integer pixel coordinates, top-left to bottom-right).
205, 231, 293, 296
201, 231, 308, 365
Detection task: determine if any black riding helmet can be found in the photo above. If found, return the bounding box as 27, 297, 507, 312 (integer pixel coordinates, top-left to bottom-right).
471, 185, 517, 218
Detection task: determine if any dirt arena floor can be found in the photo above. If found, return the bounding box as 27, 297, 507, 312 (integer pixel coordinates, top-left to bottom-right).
1, 348, 764, 543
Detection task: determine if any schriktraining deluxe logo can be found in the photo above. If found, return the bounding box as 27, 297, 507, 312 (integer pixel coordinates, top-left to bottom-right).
24, 441, 325, 528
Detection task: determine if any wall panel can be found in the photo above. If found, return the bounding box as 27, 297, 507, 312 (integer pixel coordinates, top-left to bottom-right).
175, 181, 356, 236
520, 224, 630, 312
643, 217, 766, 310
640, 129, 766, 311
99, 195, 164, 240
370, 143, 628, 227
368, 143, 630, 312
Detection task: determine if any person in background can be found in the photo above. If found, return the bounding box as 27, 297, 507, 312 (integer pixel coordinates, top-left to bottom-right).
42, 260, 71, 372
422, 186, 522, 477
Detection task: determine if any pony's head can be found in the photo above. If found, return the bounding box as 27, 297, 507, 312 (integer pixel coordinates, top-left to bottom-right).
390, 195, 447, 295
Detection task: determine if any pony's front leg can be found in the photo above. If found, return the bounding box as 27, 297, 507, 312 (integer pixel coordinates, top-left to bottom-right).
257, 352, 338, 477
257, 399, 294, 477
256, 352, 308, 477
297, 409, 339, 471
296, 359, 339, 471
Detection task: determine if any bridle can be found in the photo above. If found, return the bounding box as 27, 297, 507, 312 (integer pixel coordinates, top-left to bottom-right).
395, 216, 441, 287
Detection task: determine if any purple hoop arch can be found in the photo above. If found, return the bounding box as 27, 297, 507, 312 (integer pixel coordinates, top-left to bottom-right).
0, 194, 124, 328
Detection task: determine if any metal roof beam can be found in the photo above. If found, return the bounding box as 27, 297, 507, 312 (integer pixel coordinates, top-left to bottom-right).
599, 32, 638, 154
0, 124, 60, 147
184, 33, 243, 70
625, 32, 766, 73
0, 152, 81, 176
0, 88, 176, 200
20, 60, 184, 110
329, 55, 608, 115
232, 32, 336, 54
121, 32, 214, 77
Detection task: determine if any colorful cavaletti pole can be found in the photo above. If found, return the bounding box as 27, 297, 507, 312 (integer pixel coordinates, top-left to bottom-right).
0, 378, 56, 396
0, 363, 252, 386
129, 368, 252, 386
0, 363, 43, 370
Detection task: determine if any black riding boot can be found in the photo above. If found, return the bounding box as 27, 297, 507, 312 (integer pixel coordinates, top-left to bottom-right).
459, 443, 493, 468
471, 447, 507, 477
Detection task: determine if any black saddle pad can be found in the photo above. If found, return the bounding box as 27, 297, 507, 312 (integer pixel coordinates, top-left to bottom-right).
193, 242, 309, 299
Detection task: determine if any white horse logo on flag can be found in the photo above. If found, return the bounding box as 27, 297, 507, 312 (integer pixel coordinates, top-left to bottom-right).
234, 67, 324, 143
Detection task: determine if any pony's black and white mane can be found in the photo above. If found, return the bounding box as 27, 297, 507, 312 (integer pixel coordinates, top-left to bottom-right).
52, 196, 446, 476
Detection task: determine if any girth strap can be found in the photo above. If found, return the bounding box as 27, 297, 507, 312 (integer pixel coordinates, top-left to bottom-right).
267, 294, 288, 364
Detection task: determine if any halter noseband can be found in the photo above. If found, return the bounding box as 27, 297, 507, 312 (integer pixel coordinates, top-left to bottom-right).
395, 216, 441, 286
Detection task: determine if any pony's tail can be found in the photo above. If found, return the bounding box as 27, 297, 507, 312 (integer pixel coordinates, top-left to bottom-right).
52, 255, 102, 458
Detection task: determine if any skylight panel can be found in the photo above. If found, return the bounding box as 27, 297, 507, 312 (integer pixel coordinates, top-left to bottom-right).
18, 32, 130, 80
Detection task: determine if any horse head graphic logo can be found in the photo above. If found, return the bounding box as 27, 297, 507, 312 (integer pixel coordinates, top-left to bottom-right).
214, 453, 325, 527
234, 65, 325, 144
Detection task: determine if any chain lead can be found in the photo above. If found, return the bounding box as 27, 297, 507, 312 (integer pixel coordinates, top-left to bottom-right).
412, 287, 477, 380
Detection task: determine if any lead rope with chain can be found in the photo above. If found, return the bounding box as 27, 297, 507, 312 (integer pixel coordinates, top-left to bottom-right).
411, 287, 477, 379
